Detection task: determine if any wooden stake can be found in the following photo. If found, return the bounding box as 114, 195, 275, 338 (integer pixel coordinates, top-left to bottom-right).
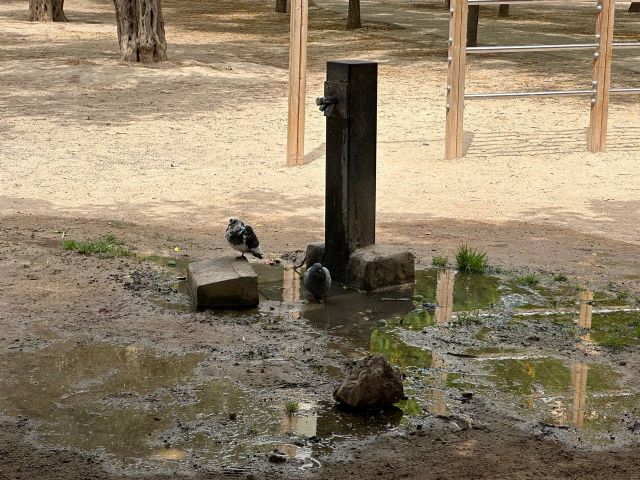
588, 0, 616, 153
445, 0, 469, 160
287, 0, 308, 166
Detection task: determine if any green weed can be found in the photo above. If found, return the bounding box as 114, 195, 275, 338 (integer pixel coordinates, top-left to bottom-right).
62, 235, 130, 257
284, 401, 299, 416
432, 256, 448, 268
616, 290, 630, 301
515, 274, 540, 286
455, 244, 488, 274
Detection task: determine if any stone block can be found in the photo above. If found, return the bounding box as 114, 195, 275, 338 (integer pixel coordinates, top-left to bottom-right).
348, 245, 414, 291
305, 242, 325, 268
187, 256, 259, 309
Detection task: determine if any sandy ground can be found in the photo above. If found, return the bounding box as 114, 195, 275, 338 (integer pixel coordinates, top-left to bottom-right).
1, 1, 640, 479
0, 0, 639, 244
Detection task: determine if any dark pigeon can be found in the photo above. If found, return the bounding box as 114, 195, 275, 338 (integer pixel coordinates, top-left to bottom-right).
303, 263, 331, 302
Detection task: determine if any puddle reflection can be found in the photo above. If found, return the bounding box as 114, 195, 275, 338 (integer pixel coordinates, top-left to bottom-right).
279, 402, 317, 437
428, 352, 449, 416
282, 266, 301, 303
150, 447, 187, 461
578, 290, 594, 328
570, 363, 588, 429
435, 269, 455, 324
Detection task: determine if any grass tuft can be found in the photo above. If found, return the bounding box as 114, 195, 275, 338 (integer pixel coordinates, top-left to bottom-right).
284, 401, 299, 416
616, 290, 630, 301
62, 235, 130, 257
515, 274, 540, 286
553, 273, 568, 282
455, 244, 488, 274
432, 256, 448, 268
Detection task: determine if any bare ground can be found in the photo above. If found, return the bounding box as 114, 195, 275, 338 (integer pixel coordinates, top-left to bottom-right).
1, 0, 640, 479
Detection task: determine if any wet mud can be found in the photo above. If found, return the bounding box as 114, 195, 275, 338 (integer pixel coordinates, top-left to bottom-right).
1, 220, 640, 479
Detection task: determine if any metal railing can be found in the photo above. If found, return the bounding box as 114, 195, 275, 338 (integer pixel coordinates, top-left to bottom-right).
444, 0, 639, 159
467, 42, 640, 54
467, 43, 598, 54
465, 88, 640, 99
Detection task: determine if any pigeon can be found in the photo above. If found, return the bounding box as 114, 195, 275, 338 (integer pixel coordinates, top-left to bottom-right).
225, 218, 263, 259
303, 263, 331, 302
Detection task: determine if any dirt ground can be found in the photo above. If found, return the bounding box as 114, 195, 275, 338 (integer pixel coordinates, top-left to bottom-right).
1, 0, 640, 479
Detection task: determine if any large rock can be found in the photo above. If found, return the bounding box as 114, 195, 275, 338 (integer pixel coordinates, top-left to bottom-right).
187, 256, 259, 309
333, 354, 404, 409
348, 245, 415, 291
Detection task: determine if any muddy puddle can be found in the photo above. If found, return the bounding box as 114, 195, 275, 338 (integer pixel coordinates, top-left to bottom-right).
0, 340, 402, 472
249, 263, 638, 446
3, 259, 640, 472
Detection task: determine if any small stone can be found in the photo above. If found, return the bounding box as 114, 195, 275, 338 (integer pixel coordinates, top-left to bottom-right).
461, 392, 474, 403
268, 453, 287, 463
305, 242, 325, 268
229, 413, 237, 421
167, 260, 177, 267
333, 354, 404, 409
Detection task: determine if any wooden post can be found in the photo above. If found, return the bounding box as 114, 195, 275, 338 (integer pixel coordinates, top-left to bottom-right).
588, 0, 616, 153
287, 0, 308, 166
445, 0, 468, 160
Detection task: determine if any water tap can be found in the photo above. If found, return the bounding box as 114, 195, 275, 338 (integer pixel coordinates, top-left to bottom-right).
315, 96, 338, 112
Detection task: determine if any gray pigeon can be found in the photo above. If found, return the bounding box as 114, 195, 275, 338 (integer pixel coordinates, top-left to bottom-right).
225, 218, 263, 259
303, 263, 331, 302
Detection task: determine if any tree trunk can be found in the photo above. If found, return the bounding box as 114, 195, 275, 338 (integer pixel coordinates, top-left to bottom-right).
467, 5, 479, 47
630, 2, 640, 12
275, 0, 287, 13
113, 0, 167, 63
498, 4, 510, 17
347, 0, 361, 29
29, 0, 67, 22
